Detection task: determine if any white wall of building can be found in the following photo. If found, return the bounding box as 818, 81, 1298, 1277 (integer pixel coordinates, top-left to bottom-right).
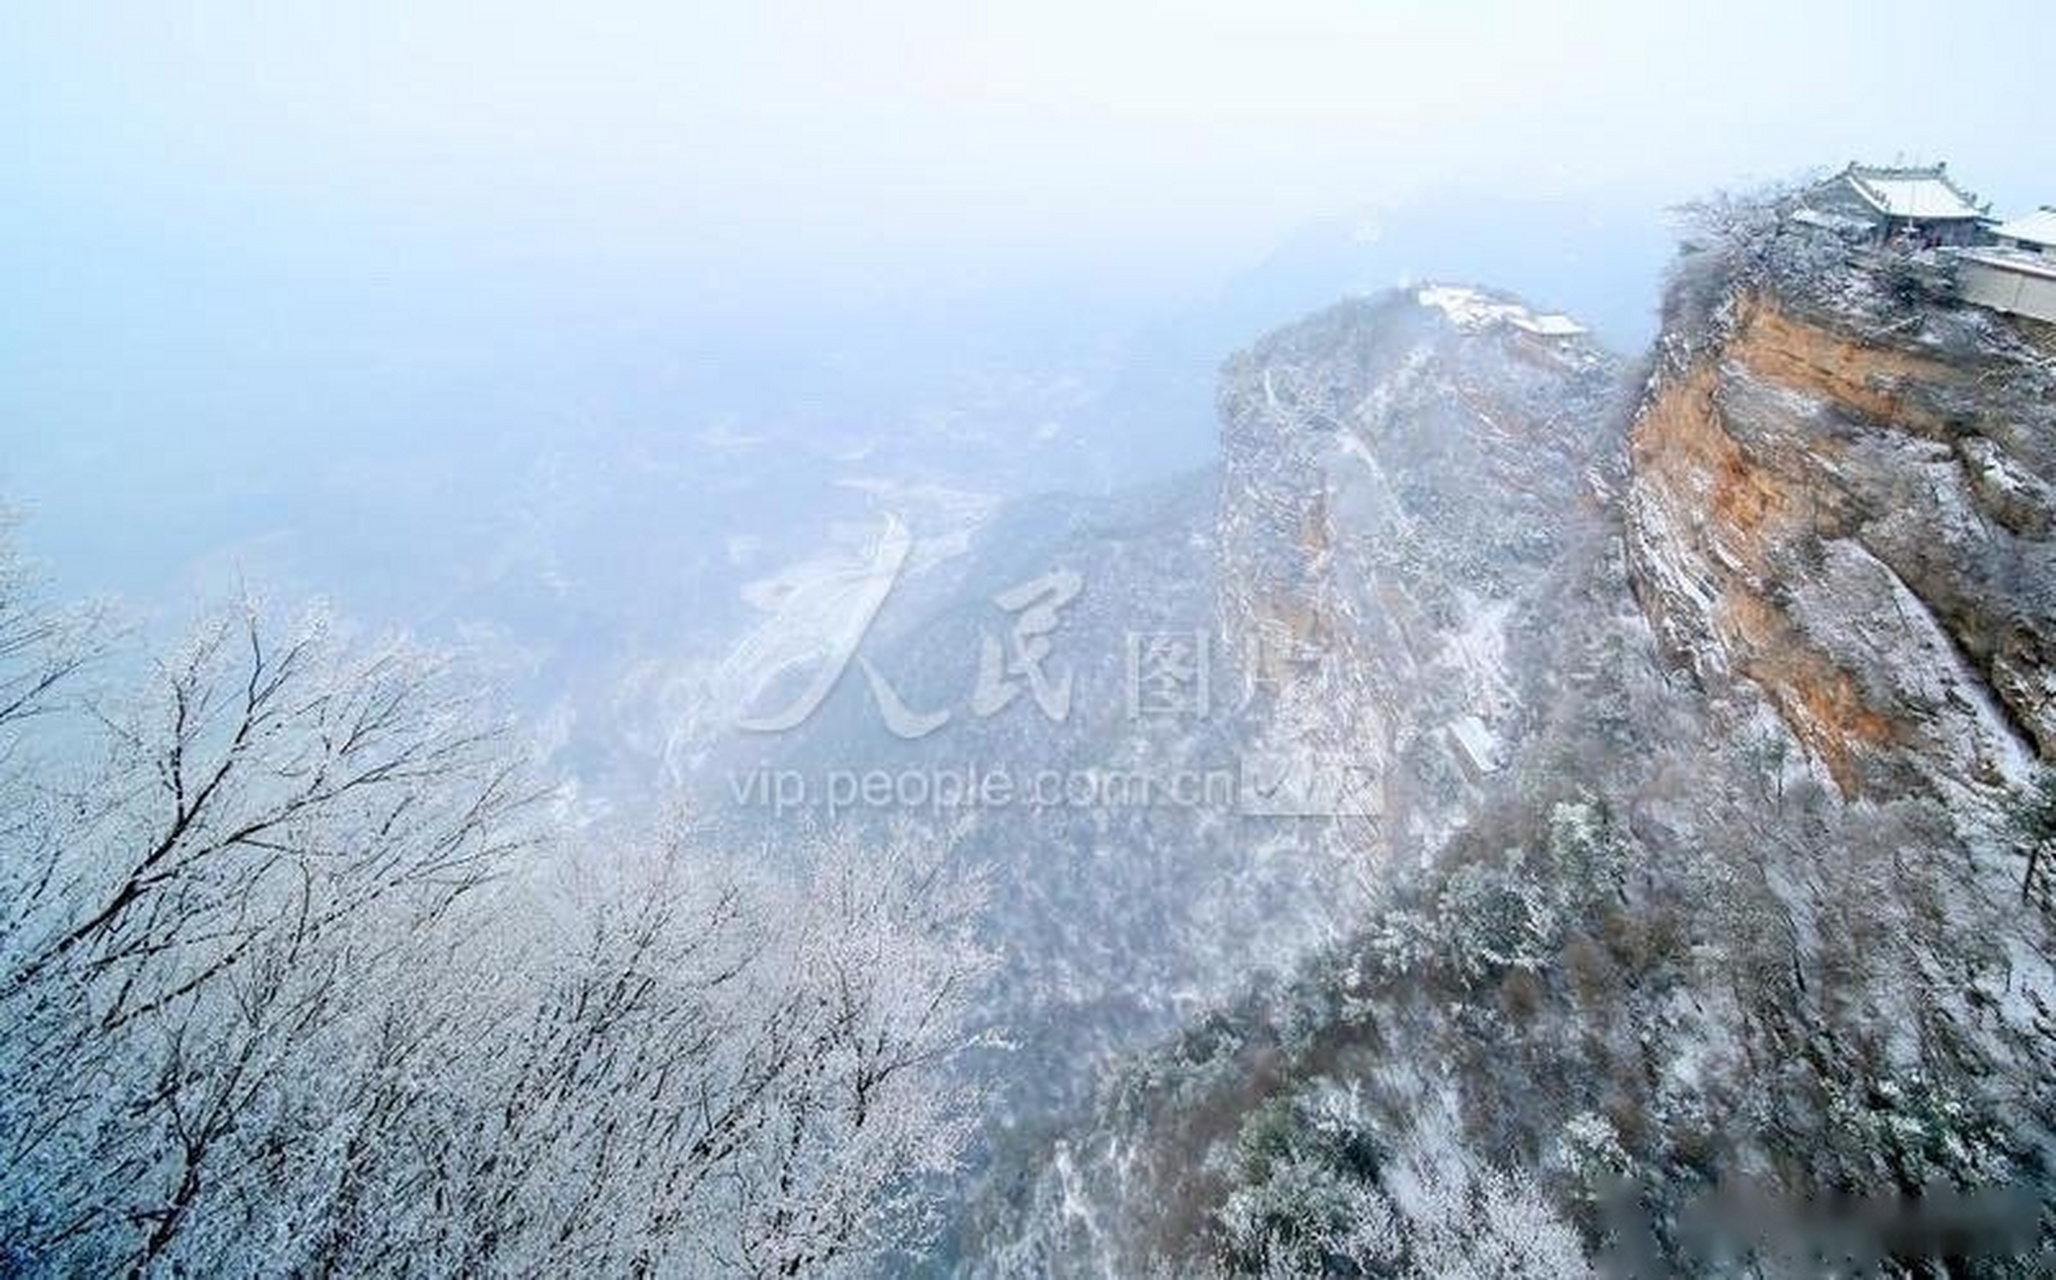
1960, 258, 2056, 324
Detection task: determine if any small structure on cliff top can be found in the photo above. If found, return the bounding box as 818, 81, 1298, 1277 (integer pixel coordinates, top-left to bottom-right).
1953, 207, 2056, 325
1955, 239, 2056, 324
1993, 208, 2056, 257
1801, 162, 1990, 247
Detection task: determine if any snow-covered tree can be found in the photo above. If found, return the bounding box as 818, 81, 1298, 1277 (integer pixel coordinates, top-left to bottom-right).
0, 596, 538, 1273
0, 525, 991, 1277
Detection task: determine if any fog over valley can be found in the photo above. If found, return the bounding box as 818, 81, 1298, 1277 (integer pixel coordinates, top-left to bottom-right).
6, 3, 2056, 1275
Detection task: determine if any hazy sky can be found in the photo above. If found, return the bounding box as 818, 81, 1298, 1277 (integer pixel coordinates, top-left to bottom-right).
5, 0, 2054, 595
8, 0, 2052, 284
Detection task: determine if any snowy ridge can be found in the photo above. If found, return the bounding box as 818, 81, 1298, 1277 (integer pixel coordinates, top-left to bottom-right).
1415, 284, 1587, 337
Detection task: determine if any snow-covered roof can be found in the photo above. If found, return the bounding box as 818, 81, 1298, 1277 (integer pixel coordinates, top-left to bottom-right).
1995, 207, 2056, 248
1840, 165, 1985, 221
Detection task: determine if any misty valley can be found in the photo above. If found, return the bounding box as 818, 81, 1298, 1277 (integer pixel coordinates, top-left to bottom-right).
6, 5, 2056, 1276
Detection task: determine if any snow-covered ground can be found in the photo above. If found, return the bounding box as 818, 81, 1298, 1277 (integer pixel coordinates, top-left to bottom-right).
1416, 284, 1587, 337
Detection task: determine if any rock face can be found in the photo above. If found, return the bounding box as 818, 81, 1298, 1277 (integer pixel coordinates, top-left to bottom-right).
966, 292, 1666, 1274
966, 231, 2056, 1277
1625, 261, 2056, 799
1216, 286, 1624, 861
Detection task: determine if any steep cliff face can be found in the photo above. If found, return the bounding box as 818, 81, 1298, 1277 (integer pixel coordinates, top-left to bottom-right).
1216, 286, 1624, 859
969, 239, 2056, 1277
1626, 261, 2056, 800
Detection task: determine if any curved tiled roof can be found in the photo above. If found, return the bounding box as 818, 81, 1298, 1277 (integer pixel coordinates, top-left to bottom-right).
1842, 164, 1985, 221
1995, 207, 2056, 248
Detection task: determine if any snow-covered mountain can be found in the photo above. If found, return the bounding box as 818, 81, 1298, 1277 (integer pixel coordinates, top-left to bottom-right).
689, 282, 1633, 1170
958, 211, 2056, 1275
1216, 285, 1625, 867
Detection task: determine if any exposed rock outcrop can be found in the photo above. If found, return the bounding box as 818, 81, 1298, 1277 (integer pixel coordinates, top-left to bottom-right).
1216, 286, 1624, 859
968, 225, 2056, 1276
1625, 254, 2056, 798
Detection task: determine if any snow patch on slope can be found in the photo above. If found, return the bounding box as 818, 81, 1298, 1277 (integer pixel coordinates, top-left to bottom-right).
1416, 285, 1586, 337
